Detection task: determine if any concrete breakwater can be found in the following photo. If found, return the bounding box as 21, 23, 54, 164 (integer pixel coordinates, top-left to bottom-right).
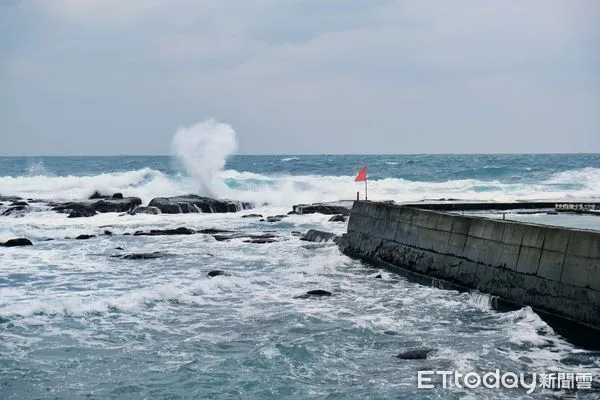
342, 201, 600, 345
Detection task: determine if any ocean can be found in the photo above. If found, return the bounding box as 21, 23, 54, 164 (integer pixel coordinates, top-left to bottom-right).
2, 147, 600, 398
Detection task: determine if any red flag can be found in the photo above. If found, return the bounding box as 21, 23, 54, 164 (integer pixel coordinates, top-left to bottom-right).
354, 166, 367, 182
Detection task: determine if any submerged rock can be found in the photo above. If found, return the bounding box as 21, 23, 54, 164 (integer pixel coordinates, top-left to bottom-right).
1, 238, 33, 247
118, 252, 165, 260
207, 270, 228, 278
148, 195, 254, 214
294, 289, 333, 299
244, 238, 277, 244
396, 348, 437, 360
1, 205, 29, 216
68, 208, 97, 218
130, 206, 162, 215
300, 229, 338, 243
241, 213, 263, 218
76, 234, 95, 240
328, 214, 346, 222
197, 228, 234, 234
133, 227, 195, 236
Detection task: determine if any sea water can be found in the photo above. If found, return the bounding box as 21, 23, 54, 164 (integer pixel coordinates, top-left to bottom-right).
1, 122, 600, 399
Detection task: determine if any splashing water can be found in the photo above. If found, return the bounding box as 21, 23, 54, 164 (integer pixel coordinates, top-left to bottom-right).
171, 119, 238, 198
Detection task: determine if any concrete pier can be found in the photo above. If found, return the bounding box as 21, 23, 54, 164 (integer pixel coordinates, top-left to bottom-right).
342, 201, 600, 345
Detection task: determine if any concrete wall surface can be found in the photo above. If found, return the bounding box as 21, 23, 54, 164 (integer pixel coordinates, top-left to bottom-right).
344, 201, 600, 329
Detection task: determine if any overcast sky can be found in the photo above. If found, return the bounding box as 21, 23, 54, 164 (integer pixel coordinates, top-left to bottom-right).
1, 0, 599, 155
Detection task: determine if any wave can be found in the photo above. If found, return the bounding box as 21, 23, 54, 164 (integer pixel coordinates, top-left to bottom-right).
280, 157, 300, 162
2, 167, 599, 207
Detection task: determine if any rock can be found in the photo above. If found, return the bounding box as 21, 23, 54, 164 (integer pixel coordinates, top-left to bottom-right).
300, 229, 338, 243
104, 230, 113, 236
244, 238, 277, 244
1, 205, 29, 216
112, 193, 124, 199
89, 190, 108, 199
328, 214, 346, 222
119, 252, 165, 260
68, 208, 97, 218
375, 274, 383, 279
294, 289, 333, 299
396, 348, 437, 360
10, 201, 29, 206
54, 197, 142, 214
0, 195, 22, 202
259, 219, 265, 222
76, 234, 95, 240
130, 206, 162, 215
1, 238, 33, 247
207, 270, 227, 278
148, 195, 254, 214
115, 246, 124, 250
197, 228, 234, 234
265, 216, 282, 223
241, 213, 263, 218
291, 231, 302, 236
287, 210, 298, 215
133, 227, 195, 236
92, 198, 142, 213
214, 233, 276, 242
292, 201, 352, 216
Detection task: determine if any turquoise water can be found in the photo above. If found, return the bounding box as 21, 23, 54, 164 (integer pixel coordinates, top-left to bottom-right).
1, 154, 600, 399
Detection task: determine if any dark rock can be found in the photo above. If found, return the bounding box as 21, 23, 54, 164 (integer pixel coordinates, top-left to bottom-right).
148, 195, 254, 214
300, 229, 338, 243
207, 270, 227, 278
68, 208, 97, 218
291, 231, 302, 236
92, 198, 142, 213
104, 230, 113, 236
2, 238, 33, 247
241, 213, 263, 218
197, 228, 234, 234
328, 214, 346, 222
244, 238, 277, 244
119, 252, 164, 260
214, 233, 276, 242
130, 206, 161, 215
292, 202, 352, 216
115, 246, 124, 250
396, 348, 437, 360
259, 219, 265, 222
294, 289, 333, 299
54, 197, 141, 214
0, 195, 22, 202
89, 190, 108, 199
76, 234, 95, 240
10, 201, 29, 206
265, 216, 282, 223
383, 330, 398, 336
375, 274, 383, 279
213, 234, 233, 242
123, 233, 131, 236
112, 193, 124, 199
133, 227, 195, 236
1, 205, 29, 216
287, 210, 299, 215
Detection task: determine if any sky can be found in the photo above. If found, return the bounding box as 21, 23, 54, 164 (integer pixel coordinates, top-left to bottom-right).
0, 0, 599, 155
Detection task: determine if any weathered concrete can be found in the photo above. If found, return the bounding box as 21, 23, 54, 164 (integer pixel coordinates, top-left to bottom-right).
343, 201, 600, 338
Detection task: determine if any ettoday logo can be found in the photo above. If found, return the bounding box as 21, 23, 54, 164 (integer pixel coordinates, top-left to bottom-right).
417, 370, 593, 394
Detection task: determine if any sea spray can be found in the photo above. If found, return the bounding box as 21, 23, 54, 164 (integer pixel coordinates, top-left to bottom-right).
171, 119, 238, 198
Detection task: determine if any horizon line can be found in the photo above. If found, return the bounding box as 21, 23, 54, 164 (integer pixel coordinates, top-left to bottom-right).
1, 152, 600, 157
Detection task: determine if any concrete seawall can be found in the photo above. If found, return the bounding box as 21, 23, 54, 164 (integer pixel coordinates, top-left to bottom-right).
343, 201, 600, 337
